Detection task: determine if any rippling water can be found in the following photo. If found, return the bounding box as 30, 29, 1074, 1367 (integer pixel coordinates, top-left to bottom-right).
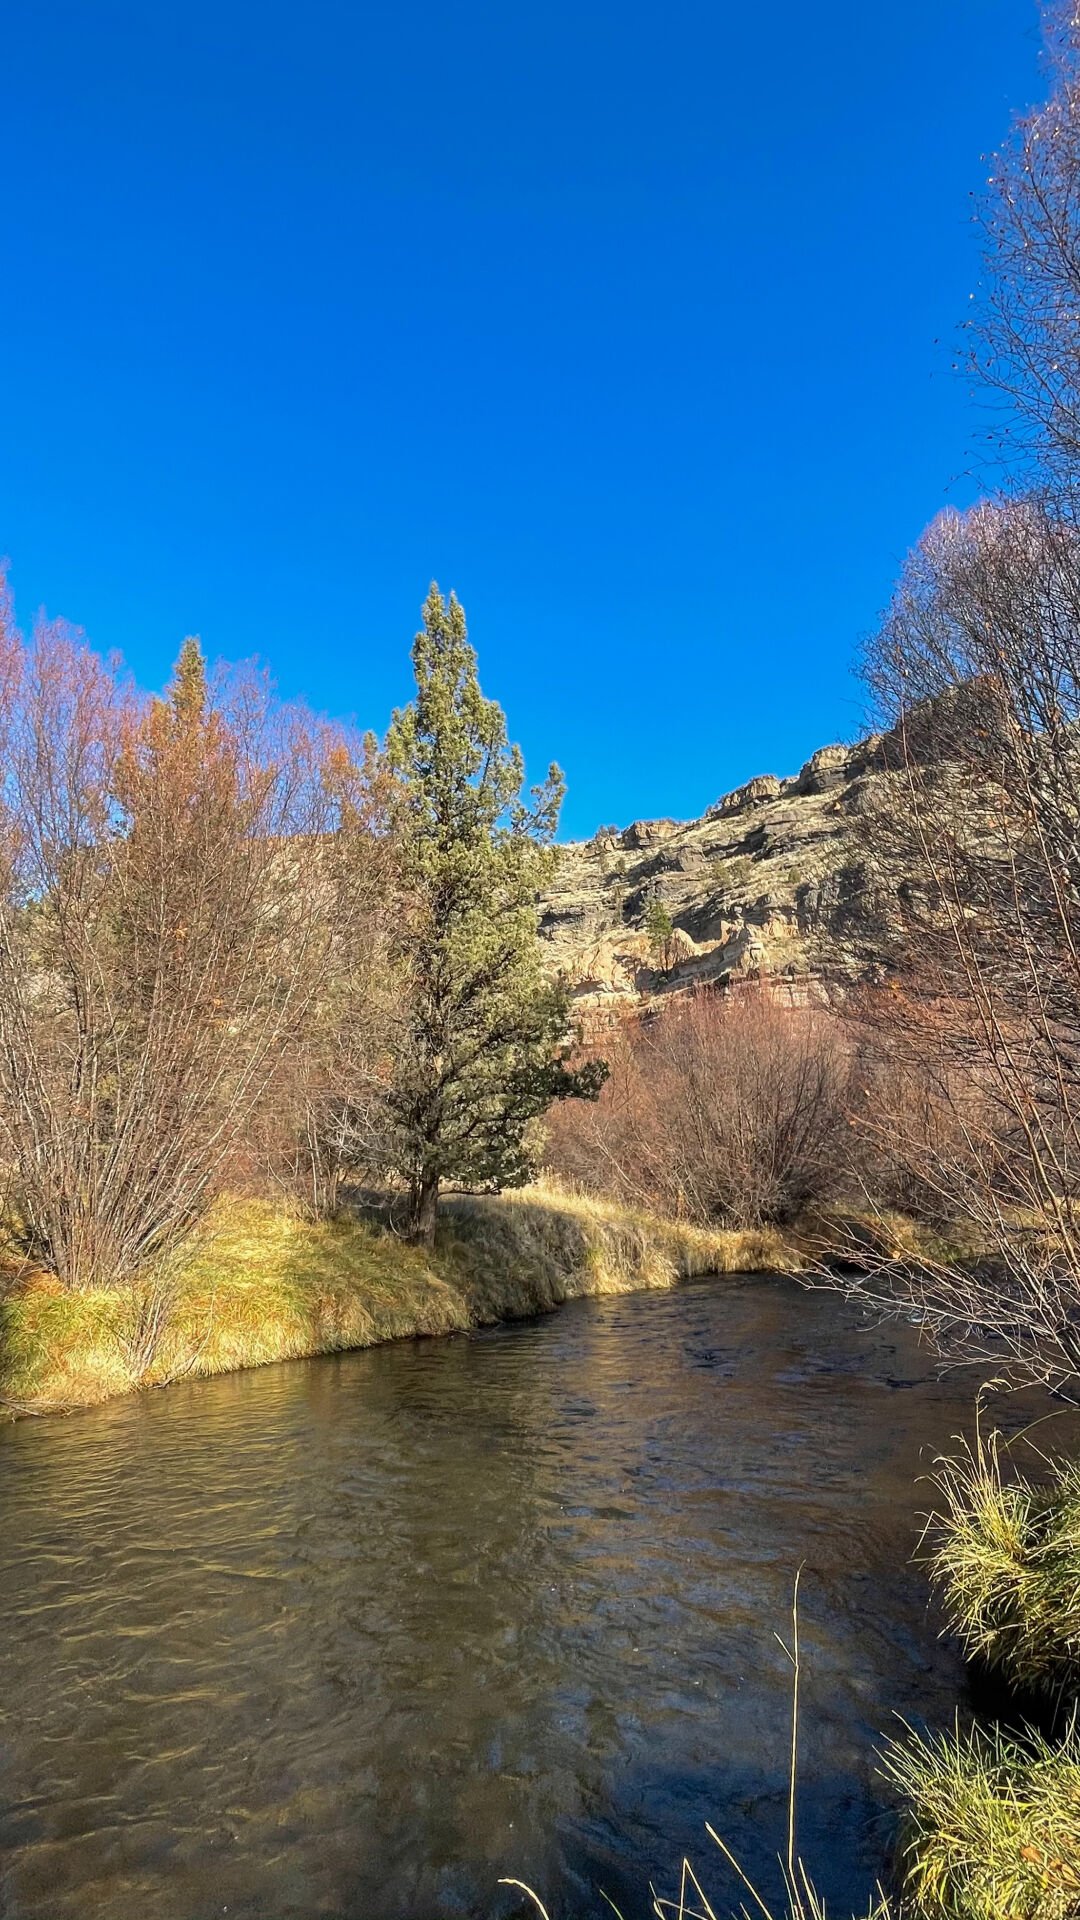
0, 1275, 1054, 1919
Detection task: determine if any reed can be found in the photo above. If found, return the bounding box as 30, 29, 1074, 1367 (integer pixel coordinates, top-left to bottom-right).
499, 1576, 896, 1920
496, 1571, 1080, 1920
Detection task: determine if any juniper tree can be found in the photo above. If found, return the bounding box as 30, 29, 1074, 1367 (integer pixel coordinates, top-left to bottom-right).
645, 891, 675, 976
386, 584, 604, 1244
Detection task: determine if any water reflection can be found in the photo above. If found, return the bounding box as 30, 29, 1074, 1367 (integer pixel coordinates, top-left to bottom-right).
0, 1276, 1058, 1919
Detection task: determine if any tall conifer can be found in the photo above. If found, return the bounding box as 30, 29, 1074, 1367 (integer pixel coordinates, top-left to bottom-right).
386, 585, 604, 1243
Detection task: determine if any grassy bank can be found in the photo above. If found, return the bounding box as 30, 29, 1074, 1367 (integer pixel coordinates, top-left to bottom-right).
0, 1183, 802, 1416
576, 1716, 1080, 1920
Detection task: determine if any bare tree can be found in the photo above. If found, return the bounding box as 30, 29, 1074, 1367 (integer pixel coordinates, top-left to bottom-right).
973, 2, 1080, 490
0, 583, 383, 1302
842, 499, 1080, 1392
270, 734, 403, 1219
808, 1, 1080, 1395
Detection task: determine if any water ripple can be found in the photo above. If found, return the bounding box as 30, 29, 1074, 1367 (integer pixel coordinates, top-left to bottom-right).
0, 1274, 1059, 1920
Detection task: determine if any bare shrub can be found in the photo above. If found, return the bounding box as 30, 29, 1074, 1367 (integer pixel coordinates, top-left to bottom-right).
545, 987, 851, 1230
0, 582, 383, 1295
835, 498, 1080, 1392
844, 989, 1020, 1229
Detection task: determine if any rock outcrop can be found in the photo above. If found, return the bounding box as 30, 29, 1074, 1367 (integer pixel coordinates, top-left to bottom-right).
540, 736, 896, 1013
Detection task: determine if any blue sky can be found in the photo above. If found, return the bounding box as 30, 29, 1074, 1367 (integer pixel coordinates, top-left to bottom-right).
2, 1, 1044, 837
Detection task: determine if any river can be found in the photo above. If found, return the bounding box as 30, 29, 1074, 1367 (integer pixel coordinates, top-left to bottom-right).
0, 1273, 1051, 1920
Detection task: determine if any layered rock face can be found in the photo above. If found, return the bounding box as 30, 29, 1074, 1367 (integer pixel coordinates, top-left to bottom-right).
540, 737, 894, 1012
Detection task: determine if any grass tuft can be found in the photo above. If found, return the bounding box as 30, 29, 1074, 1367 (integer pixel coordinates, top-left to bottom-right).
924, 1426, 1080, 1697
883, 1718, 1080, 1920
499, 1574, 896, 1920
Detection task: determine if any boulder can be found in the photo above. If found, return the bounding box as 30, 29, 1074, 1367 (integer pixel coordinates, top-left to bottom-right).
706, 774, 782, 819
620, 818, 680, 850
793, 744, 851, 794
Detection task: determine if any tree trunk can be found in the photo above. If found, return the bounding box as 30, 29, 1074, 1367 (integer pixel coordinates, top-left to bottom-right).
407, 1165, 440, 1246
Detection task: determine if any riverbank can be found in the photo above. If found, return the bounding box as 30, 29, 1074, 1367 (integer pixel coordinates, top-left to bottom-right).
0, 1184, 804, 1416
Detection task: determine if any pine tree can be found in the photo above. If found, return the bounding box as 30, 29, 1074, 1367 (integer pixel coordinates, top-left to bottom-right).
386, 584, 605, 1243
645, 891, 675, 976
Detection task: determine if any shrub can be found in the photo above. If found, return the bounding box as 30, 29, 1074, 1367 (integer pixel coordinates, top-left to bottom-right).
0, 590, 388, 1296
545, 987, 852, 1230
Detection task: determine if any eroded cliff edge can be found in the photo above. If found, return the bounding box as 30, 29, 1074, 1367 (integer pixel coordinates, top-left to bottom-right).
539, 737, 900, 1012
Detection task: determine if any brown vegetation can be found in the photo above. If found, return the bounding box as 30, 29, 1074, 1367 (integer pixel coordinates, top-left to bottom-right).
545, 986, 851, 1230
832, 498, 1080, 1393
816, 5, 1080, 1399
0, 585, 394, 1320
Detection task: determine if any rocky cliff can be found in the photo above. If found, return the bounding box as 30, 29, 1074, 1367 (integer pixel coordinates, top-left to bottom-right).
540, 737, 896, 1012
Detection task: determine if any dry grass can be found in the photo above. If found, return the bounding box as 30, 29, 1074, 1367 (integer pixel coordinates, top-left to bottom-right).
500, 1863, 893, 1920
883, 1719, 1080, 1920
0, 1182, 796, 1416
791, 1203, 982, 1274
0, 1199, 468, 1413
443, 1177, 801, 1325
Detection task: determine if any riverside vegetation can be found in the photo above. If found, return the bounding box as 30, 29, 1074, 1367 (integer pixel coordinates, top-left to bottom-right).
0, 1184, 798, 1413
8, 9, 1080, 1918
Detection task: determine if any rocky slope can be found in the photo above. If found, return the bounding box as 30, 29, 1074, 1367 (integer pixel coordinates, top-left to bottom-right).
540, 736, 896, 1013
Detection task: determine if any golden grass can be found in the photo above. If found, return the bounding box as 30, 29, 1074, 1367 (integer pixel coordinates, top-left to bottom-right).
0, 1199, 469, 1413
883, 1719, 1080, 1920
442, 1177, 801, 1324
790, 1203, 982, 1272
0, 1182, 798, 1416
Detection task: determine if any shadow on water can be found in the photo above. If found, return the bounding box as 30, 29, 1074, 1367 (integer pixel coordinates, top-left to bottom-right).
0, 1274, 1065, 1920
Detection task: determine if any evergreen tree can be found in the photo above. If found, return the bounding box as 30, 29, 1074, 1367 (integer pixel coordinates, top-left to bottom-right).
645, 891, 675, 976
386, 584, 605, 1243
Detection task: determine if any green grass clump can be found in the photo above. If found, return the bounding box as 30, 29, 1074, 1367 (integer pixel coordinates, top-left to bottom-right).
883, 1719, 1080, 1920
924, 1429, 1080, 1696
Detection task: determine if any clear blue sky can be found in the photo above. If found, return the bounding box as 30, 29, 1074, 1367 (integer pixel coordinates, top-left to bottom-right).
2, 1, 1044, 837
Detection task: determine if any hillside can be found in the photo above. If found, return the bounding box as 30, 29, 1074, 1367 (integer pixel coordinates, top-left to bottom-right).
540, 735, 897, 1012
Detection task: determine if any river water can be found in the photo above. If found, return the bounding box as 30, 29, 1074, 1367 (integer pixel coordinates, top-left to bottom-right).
0, 1274, 1054, 1920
